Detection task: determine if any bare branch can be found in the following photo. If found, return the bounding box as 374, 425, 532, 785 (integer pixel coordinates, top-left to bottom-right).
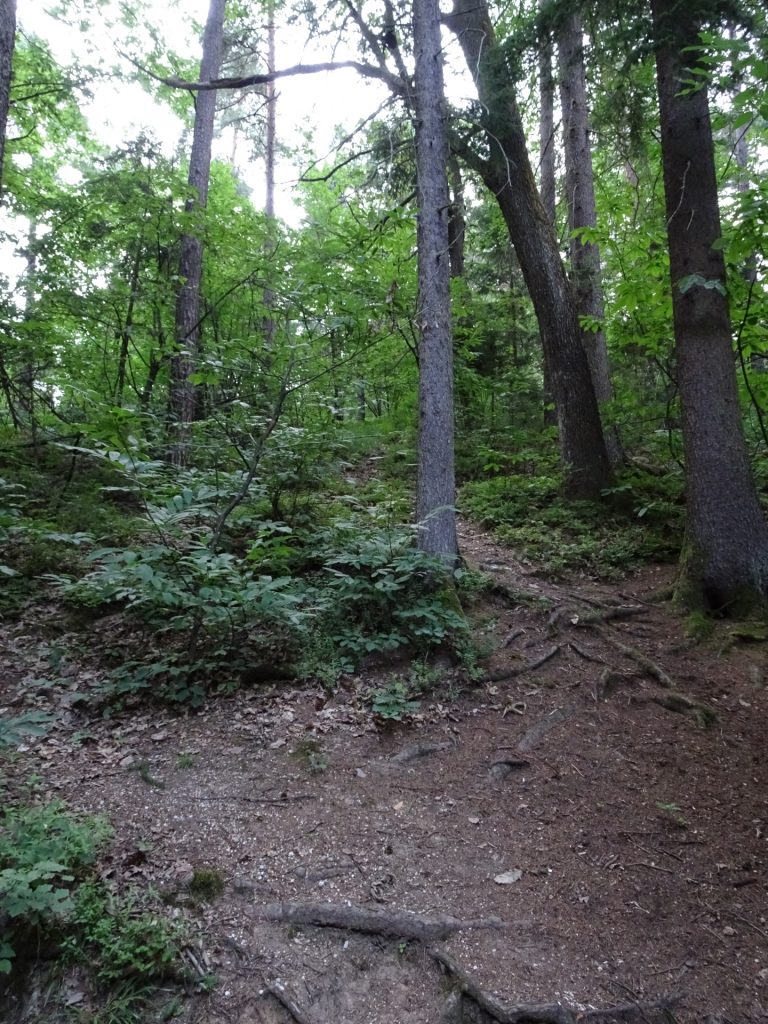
122, 51, 406, 97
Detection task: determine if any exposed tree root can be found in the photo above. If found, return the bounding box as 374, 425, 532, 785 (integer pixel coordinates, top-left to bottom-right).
431, 947, 679, 1023
391, 741, 451, 763
589, 626, 675, 688
517, 705, 577, 753
486, 581, 553, 609
482, 645, 560, 684
263, 979, 313, 1024
644, 691, 717, 727
573, 605, 646, 625
253, 902, 505, 942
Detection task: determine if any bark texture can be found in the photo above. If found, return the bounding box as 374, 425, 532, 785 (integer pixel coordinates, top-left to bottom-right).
652, 0, 768, 611
447, 0, 611, 500
537, 0, 558, 428
538, 0, 556, 223
557, 10, 621, 469
0, 0, 17, 200
169, 0, 227, 466
413, 0, 458, 562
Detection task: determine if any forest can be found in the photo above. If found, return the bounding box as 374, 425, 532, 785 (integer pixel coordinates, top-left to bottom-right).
1, 0, 767, 1021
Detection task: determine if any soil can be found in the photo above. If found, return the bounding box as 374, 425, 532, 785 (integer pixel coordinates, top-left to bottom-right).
1, 520, 768, 1024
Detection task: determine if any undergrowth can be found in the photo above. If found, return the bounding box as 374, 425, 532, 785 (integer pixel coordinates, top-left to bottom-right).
0, 799, 185, 1021
460, 471, 683, 578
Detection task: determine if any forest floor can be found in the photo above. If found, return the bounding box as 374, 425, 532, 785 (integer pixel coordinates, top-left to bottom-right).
2, 519, 768, 1024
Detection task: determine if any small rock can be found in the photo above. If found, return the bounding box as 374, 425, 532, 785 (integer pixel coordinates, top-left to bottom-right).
494, 869, 523, 885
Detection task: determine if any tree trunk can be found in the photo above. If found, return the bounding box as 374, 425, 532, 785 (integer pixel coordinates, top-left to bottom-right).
115, 234, 144, 405
262, 0, 278, 353
447, 0, 611, 500
0, 0, 16, 201
447, 153, 465, 279
169, 0, 227, 466
557, 10, 622, 470
537, 0, 557, 429
652, 0, 768, 611
413, 0, 458, 563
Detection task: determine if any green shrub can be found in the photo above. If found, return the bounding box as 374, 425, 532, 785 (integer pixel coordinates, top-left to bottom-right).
64, 881, 182, 984
0, 801, 111, 973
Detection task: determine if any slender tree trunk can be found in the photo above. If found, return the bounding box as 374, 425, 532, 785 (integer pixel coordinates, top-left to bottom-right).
447, 153, 465, 280
0, 0, 16, 201
115, 235, 144, 405
652, 0, 768, 611
538, 1, 556, 223
537, 0, 557, 428
413, 0, 458, 563
169, 0, 227, 466
262, 0, 278, 353
557, 10, 622, 470
447, 0, 611, 499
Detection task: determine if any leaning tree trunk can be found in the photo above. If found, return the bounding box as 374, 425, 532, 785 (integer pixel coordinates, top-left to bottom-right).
0, 0, 16, 201
447, 0, 611, 500
557, 10, 622, 470
413, 0, 458, 563
652, 0, 768, 612
169, 0, 227, 467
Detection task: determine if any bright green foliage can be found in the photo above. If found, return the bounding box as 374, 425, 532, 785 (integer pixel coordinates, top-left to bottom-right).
0, 802, 110, 972
64, 881, 183, 984
369, 679, 421, 721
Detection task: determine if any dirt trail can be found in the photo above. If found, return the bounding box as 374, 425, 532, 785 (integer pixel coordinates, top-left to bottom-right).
2, 522, 768, 1023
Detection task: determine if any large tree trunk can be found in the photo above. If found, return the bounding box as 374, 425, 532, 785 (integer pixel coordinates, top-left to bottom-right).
557, 10, 622, 470
413, 0, 458, 563
0, 0, 16, 201
169, 0, 227, 466
652, 0, 768, 612
447, 0, 612, 500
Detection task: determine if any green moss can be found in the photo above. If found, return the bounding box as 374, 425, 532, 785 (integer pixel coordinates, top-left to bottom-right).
188, 867, 225, 902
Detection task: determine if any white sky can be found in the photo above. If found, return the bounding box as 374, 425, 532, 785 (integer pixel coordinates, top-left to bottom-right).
15, 1, 406, 220
15, 1, 474, 219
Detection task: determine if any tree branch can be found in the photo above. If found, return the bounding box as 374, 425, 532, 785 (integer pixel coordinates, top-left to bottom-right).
123, 52, 406, 97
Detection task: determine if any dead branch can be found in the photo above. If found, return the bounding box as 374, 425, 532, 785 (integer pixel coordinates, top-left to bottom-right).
123, 52, 406, 96
253, 902, 505, 942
